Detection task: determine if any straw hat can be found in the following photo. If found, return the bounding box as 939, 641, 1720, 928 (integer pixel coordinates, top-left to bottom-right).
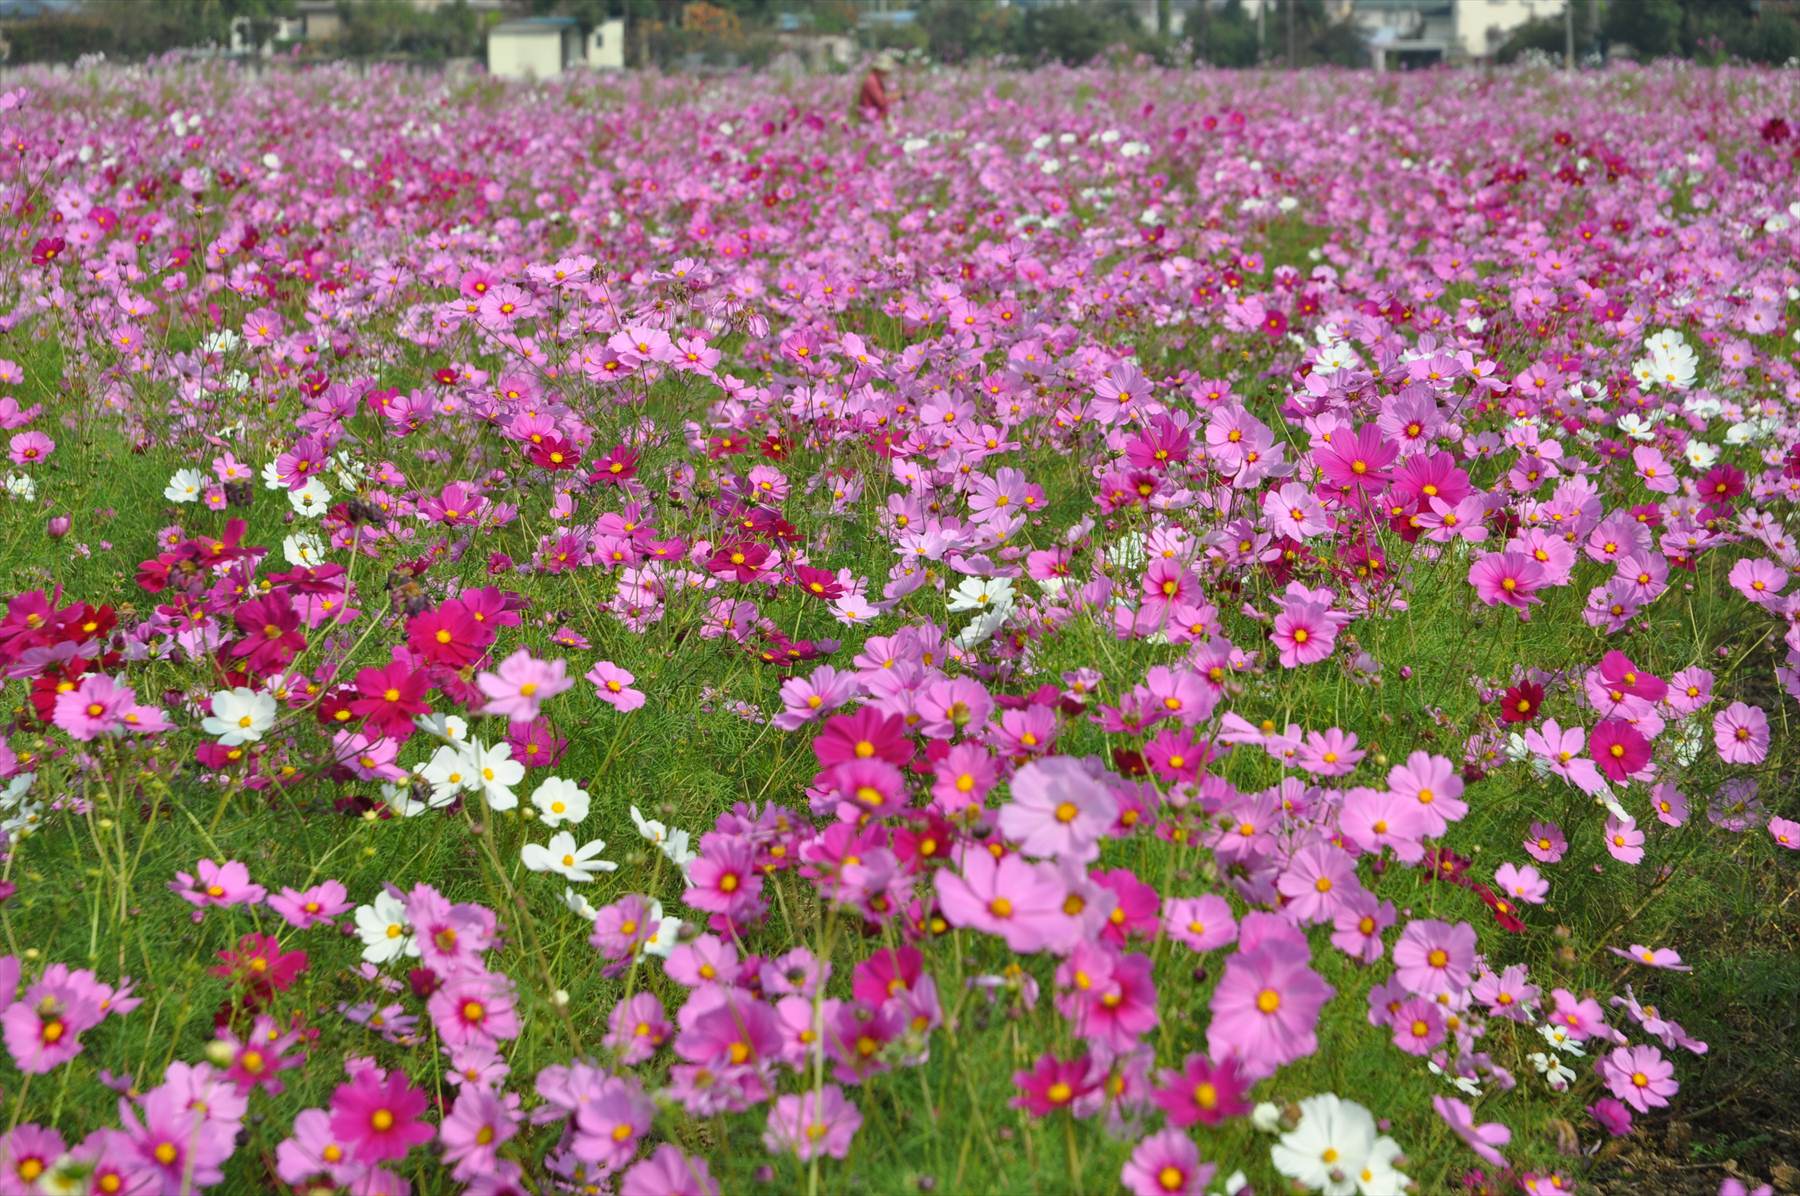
873, 51, 899, 72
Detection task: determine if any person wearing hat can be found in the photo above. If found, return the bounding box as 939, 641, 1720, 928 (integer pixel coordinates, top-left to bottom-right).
857, 52, 900, 129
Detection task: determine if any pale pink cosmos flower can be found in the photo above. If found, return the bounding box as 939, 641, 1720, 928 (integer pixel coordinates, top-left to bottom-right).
1601, 1043, 1678, 1113
478, 649, 573, 723
1433, 1094, 1510, 1167
1607, 944, 1691, 972
997, 756, 1115, 863
585, 660, 646, 713
1494, 861, 1549, 904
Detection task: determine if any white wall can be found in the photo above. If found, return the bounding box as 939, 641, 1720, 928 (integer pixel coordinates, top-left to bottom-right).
588, 18, 625, 70
488, 31, 565, 80
1454, 0, 1564, 57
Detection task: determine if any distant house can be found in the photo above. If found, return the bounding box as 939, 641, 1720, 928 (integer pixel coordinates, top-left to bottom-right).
1350, 0, 1565, 68
487, 15, 584, 79
587, 17, 625, 70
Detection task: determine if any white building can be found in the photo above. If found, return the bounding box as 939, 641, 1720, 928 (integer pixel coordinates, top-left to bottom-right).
587, 17, 626, 70
487, 15, 585, 80
1352, 0, 1566, 68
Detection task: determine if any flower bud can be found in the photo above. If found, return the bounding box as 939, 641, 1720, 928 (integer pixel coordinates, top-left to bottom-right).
46, 515, 70, 538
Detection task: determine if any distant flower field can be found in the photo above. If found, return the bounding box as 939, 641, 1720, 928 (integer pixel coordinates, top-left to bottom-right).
0, 58, 1795, 1196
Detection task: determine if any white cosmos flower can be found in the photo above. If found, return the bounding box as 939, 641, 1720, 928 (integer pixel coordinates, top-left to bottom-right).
946, 575, 1015, 614
1270, 1093, 1378, 1196
1353, 1136, 1409, 1196
415, 713, 470, 744
164, 468, 205, 503
1683, 440, 1720, 469
531, 776, 590, 827
630, 805, 697, 872
1539, 1022, 1587, 1056
521, 831, 616, 882
469, 741, 523, 810
562, 887, 600, 920
380, 781, 426, 818
1529, 1050, 1576, 1091
953, 604, 1010, 650
641, 905, 682, 958
354, 890, 416, 964
283, 533, 327, 567
290, 477, 331, 518
200, 687, 277, 746
416, 744, 478, 807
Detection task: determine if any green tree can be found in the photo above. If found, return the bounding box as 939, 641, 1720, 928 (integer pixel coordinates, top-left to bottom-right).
1603, 0, 1682, 56
1010, 0, 1148, 65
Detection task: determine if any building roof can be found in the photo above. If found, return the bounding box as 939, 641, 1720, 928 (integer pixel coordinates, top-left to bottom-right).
492, 16, 581, 31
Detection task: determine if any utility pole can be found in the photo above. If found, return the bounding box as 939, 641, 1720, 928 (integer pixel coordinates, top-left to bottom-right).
1286, 0, 1296, 68
1564, 0, 1574, 69
1257, 0, 1266, 64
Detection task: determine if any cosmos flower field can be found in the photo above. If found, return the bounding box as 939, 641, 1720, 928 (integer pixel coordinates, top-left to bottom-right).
0, 57, 1796, 1196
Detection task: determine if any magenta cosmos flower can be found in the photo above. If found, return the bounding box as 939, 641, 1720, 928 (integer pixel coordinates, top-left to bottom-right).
1713, 702, 1769, 765
1590, 718, 1652, 781
1205, 938, 1334, 1079
1151, 1052, 1250, 1127
327, 1069, 434, 1164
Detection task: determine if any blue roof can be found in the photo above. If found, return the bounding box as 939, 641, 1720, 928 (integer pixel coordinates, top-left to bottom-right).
493, 15, 581, 30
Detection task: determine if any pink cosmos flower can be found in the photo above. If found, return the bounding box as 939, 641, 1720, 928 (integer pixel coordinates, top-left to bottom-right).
171, 858, 267, 909
439, 1084, 517, 1182
1603, 815, 1645, 864
621, 1143, 721, 1196
1121, 1128, 1215, 1196
1713, 701, 1768, 764
1295, 727, 1363, 777
1389, 996, 1445, 1056
998, 755, 1116, 862
1468, 550, 1547, 614
1433, 1094, 1511, 1167
51, 673, 136, 741
1524, 821, 1568, 863
1494, 861, 1549, 904
476, 649, 573, 724
1275, 840, 1362, 925
1391, 918, 1476, 997
1590, 719, 1652, 782
1386, 750, 1465, 836
1770, 816, 1800, 850
8, 431, 52, 465
934, 847, 1077, 954
764, 1084, 860, 1159
2, 964, 104, 1073
1601, 1043, 1678, 1113
586, 660, 647, 712
1162, 894, 1237, 953
269, 880, 352, 930
1271, 598, 1336, 667
1205, 937, 1334, 1079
